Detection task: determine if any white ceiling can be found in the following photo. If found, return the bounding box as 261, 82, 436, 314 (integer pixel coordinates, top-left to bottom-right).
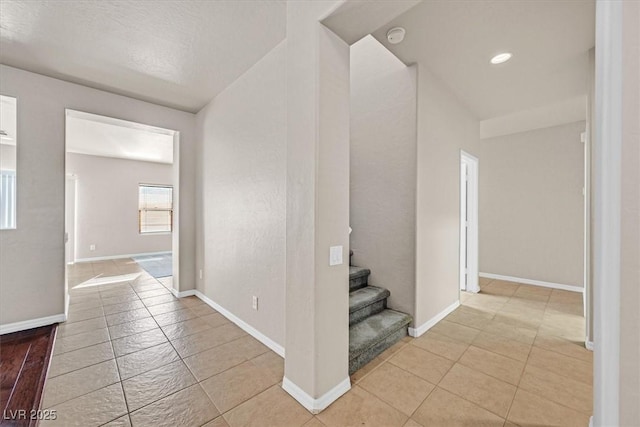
371, 0, 595, 121
0, 0, 286, 113
66, 111, 174, 164
322, 0, 421, 45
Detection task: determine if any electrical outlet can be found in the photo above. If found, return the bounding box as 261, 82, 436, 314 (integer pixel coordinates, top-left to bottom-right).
199, 269, 203, 280
252, 296, 258, 311
89, 244, 96, 251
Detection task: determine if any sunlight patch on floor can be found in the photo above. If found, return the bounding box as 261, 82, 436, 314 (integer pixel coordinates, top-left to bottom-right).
73, 272, 142, 289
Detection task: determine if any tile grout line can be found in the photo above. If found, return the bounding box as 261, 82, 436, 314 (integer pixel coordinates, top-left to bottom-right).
97, 264, 190, 424
432, 340, 512, 422
59, 264, 137, 424
124, 274, 240, 423
64, 263, 589, 425
52, 265, 158, 417
413, 284, 589, 424
100, 286, 129, 427
503, 326, 537, 425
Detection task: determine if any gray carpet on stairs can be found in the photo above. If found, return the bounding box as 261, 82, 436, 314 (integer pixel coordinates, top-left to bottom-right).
348, 264, 412, 374
349, 286, 390, 326
348, 309, 412, 374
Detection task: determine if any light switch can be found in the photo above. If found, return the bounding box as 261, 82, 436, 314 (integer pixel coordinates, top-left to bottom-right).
329, 246, 343, 266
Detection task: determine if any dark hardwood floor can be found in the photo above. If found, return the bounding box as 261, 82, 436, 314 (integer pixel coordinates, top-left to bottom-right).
0, 325, 57, 426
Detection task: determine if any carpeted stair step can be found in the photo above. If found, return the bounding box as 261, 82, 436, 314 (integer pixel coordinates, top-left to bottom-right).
349, 266, 370, 291
349, 286, 390, 326
349, 309, 412, 374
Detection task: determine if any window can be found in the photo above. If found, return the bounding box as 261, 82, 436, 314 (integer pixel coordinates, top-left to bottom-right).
1, 95, 17, 230
138, 184, 173, 233
0, 170, 16, 229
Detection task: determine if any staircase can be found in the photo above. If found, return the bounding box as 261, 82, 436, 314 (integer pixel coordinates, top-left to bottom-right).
349, 265, 412, 375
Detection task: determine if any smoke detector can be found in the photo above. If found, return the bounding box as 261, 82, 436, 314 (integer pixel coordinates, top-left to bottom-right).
387, 27, 406, 44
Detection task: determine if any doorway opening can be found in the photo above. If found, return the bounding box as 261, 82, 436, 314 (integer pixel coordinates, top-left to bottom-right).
64, 110, 179, 312
460, 150, 479, 293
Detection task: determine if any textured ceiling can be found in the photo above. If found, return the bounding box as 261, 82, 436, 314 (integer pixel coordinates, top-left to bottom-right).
0, 0, 286, 113
372, 0, 595, 121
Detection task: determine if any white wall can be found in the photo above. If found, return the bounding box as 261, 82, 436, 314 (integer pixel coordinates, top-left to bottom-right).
1, 144, 16, 170
350, 36, 417, 318
67, 153, 172, 260
479, 121, 585, 287
284, 7, 351, 401
415, 65, 481, 329
196, 41, 287, 347
619, 0, 640, 422
0, 65, 196, 327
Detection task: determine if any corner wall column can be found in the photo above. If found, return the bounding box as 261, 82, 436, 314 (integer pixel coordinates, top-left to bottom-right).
283, 1, 351, 414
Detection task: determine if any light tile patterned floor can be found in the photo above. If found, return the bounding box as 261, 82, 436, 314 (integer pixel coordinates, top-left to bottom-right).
43, 262, 592, 426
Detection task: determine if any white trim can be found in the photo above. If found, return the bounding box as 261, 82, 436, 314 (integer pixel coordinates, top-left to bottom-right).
171, 131, 180, 297
479, 272, 584, 293
460, 151, 480, 293
0, 313, 67, 335
593, 0, 623, 425
585, 338, 594, 352
282, 376, 351, 414
584, 87, 593, 330
460, 158, 467, 291
409, 300, 460, 338
172, 288, 196, 298
75, 251, 171, 263
66, 109, 177, 137
194, 290, 285, 357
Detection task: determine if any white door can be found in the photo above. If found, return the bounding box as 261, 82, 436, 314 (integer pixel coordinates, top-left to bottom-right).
460, 151, 479, 293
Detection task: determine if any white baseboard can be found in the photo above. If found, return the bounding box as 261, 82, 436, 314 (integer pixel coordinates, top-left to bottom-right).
0, 313, 67, 335
172, 288, 196, 298
75, 251, 171, 263
585, 338, 594, 351
282, 376, 351, 414
408, 300, 461, 338
194, 290, 285, 358
479, 272, 584, 293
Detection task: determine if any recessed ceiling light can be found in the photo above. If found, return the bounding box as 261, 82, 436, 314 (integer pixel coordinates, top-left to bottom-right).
387, 27, 406, 44
490, 52, 512, 65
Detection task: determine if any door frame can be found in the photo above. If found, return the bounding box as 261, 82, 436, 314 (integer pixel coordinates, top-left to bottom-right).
593, 0, 624, 425
65, 173, 77, 266
64, 109, 180, 294
460, 150, 479, 293
64, 173, 77, 317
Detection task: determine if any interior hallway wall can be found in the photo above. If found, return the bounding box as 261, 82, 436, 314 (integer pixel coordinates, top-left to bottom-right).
196, 41, 286, 347
619, 0, 640, 422
67, 153, 172, 260
414, 65, 481, 330
349, 35, 417, 318
0, 65, 196, 328
479, 121, 585, 287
